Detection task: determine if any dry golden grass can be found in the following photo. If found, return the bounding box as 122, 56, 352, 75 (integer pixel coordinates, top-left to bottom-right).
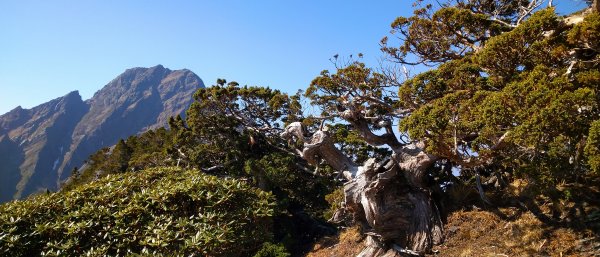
306, 226, 364, 257
307, 176, 600, 256
431, 208, 597, 257
306, 208, 597, 257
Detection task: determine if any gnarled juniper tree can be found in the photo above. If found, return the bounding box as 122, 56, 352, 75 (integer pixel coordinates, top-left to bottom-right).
282, 1, 599, 256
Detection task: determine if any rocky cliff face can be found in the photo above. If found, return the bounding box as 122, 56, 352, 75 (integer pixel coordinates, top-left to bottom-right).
0, 65, 204, 202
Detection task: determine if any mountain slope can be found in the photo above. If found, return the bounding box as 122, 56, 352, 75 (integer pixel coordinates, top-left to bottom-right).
0, 65, 204, 202
0, 91, 88, 201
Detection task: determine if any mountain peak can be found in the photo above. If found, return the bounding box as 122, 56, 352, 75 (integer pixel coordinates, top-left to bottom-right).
60, 91, 82, 103
66, 90, 80, 97
0, 105, 31, 133
151, 64, 165, 70
0, 66, 204, 202
121, 64, 167, 75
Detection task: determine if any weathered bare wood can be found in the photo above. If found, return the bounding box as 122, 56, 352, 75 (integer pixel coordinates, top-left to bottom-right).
475, 173, 492, 205
282, 122, 444, 256
348, 119, 403, 151
282, 122, 358, 179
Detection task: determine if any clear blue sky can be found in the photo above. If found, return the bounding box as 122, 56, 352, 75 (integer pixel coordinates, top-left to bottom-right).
0, 1, 587, 114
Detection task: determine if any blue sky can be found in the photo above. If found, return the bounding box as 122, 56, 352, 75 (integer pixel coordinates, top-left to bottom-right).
0, 1, 588, 114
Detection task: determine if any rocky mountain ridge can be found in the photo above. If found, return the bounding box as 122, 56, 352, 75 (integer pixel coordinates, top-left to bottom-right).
0, 65, 204, 202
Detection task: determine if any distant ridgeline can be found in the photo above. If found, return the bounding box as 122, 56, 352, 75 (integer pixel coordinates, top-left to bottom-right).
0, 65, 204, 202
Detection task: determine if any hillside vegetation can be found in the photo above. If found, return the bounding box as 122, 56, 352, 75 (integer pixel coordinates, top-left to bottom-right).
0, 167, 274, 256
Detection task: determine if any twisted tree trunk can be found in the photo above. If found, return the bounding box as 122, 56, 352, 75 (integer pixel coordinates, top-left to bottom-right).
282, 122, 443, 256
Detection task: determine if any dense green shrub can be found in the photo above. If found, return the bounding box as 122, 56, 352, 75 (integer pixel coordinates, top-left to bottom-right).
0, 167, 275, 256
586, 120, 600, 173
323, 187, 344, 221
253, 242, 290, 257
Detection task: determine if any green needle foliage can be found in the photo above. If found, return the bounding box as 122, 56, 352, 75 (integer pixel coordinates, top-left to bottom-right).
0, 167, 275, 256
388, 4, 600, 189
183, 80, 300, 173
586, 120, 600, 173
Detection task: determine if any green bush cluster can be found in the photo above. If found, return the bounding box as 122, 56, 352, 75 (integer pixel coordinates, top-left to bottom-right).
253, 242, 290, 257
0, 167, 275, 256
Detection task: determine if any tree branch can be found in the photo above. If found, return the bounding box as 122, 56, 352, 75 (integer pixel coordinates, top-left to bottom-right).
350, 119, 403, 151
281, 122, 358, 179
